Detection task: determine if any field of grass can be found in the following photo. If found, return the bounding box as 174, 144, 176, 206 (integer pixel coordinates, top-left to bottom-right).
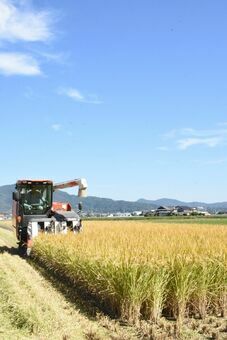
32, 220, 227, 338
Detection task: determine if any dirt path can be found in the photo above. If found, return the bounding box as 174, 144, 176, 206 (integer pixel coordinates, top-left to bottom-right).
0, 222, 138, 340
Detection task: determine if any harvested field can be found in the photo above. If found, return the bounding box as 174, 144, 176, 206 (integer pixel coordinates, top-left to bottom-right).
32, 220, 227, 338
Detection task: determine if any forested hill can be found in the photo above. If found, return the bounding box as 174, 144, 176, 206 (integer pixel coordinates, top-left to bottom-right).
0, 184, 156, 213
1, 184, 227, 213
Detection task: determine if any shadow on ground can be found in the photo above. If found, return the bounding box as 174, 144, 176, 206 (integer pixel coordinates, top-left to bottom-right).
0, 244, 29, 258
0, 245, 19, 255
30, 258, 117, 322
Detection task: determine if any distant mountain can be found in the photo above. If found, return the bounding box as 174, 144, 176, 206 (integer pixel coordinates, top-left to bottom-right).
1, 184, 227, 214
0, 184, 157, 213
0, 185, 14, 213
54, 192, 158, 213
137, 198, 227, 212
137, 198, 186, 207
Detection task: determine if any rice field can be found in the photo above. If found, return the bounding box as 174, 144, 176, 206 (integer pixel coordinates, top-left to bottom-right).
32, 221, 227, 330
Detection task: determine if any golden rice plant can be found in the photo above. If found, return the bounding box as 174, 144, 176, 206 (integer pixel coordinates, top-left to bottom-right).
32, 221, 227, 325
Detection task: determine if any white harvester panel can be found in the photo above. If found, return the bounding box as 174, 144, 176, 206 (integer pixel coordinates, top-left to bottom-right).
31, 222, 38, 238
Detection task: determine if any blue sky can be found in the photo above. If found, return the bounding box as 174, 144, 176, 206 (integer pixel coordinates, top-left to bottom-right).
0, 0, 227, 202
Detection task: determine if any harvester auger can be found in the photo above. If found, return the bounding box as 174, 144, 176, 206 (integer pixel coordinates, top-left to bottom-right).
12, 178, 88, 256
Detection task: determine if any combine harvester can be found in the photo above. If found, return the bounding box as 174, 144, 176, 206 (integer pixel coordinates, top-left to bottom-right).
12, 178, 88, 255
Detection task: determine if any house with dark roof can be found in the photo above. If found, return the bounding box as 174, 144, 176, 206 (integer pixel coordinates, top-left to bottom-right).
175, 206, 194, 216
155, 206, 176, 216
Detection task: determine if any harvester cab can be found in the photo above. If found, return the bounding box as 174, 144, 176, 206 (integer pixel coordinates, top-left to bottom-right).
12, 178, 88, 256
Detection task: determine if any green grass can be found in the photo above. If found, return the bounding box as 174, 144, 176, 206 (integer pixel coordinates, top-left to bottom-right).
85, 215, 227, 225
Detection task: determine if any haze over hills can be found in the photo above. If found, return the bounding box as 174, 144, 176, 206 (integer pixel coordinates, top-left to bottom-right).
1, 184, 227, 214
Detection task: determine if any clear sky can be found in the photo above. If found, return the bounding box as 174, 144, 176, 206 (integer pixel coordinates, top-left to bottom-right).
0, 0, 227, 202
